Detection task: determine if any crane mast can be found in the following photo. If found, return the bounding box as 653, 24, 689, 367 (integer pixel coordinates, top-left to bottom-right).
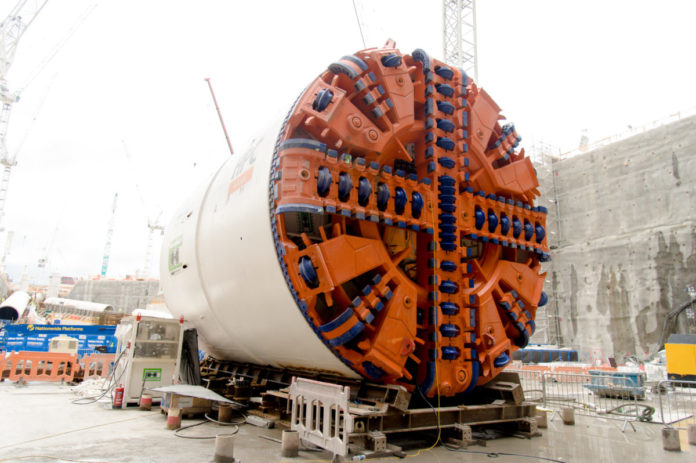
141, 219, 163, 278
100, 192, 118, 277
442, 0, 478, 81
0, 0, 48, 231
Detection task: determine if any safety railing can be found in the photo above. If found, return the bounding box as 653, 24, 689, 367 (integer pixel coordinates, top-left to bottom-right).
541, 371, 650, 428
508, 369, 654, 431
2, 351, 79, 382
507, 369, 545, 403
289, 376, 353, 457
80, 353, 115, 379
656, 379, 696, 430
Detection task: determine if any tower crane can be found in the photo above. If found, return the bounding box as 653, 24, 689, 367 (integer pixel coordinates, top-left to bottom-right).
100, 192, 118, 277
0, 0, 49, 232
120, 140, 164, 278
142, 216, 164, 279
442, 0, 478, 81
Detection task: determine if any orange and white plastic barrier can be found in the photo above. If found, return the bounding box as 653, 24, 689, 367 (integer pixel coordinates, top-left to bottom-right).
81, 353, 115, 379
3, 351, 79, 382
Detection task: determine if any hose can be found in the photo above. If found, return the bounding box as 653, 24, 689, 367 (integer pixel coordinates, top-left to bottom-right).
174, 412, 246, 439
604, 404, 655, 422
71, 347, 129, 405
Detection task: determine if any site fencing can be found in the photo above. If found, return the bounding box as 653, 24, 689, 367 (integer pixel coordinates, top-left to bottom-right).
1, 351, 80, 382
509, 369, 655, 430
1, 351, 116, 382
656, 379, 696, 430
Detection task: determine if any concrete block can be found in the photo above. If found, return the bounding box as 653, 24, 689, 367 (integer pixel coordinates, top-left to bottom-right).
281, 430, 299, 457
688, 424, 696, 446
214, 433, 236, 462
561, 407, 575, 425
662, 427, 681, 451
166, 407, 182, 430
536, 410, 548, 428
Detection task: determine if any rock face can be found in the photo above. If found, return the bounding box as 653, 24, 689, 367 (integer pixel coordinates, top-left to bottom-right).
545, 115, 696, 360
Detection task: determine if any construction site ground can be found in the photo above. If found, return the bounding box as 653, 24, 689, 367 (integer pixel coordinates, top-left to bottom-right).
0, 381, 694, 463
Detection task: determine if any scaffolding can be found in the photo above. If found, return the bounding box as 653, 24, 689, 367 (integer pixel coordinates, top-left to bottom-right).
529, 142, 563, 346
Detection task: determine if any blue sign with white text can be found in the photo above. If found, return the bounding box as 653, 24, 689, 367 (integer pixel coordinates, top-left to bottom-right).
0, 324, 117, 357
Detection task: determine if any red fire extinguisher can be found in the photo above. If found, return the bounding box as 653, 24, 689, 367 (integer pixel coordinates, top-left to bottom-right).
113, 384, 124, 408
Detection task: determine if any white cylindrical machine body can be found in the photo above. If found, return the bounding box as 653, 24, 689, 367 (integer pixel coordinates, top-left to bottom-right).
0, 290, 30, 320
160, 120, 357, 378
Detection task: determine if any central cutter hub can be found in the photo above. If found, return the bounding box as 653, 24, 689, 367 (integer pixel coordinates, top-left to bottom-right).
268, 46, 550, 397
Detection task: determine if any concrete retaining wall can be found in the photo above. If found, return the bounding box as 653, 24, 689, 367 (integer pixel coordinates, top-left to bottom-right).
546, 115, 696, 359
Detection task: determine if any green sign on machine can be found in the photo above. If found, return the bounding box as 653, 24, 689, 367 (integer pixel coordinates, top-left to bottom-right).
142, 368, 162, 382
168, 236, 184, 275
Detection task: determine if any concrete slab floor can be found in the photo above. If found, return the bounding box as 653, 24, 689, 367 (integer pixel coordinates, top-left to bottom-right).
0, 382, 694, 463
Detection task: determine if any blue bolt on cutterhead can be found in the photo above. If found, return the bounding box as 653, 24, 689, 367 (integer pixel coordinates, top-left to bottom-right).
512, 217, 522, 238
440, 302, 460, 315
437, 101, 455, 115
376, 183, 390, 211
438, 185, 456, 195
357, 177, 372, 207
474, 207, 485, 229
436, 137, 456, 151
313, 88, 334, 112
440, 242, 457, 251
440, 260, 457, 272
488, 210, 499, 233
493, 352, 511, 368
435, 66, 454, 79
435, 83, 454, 97
440, 324, 460, 338
439, 212, 456, 224
411, 191, 424, 218
439, 202, 456, 212
438, 193, 456, 204
441, 346, 460, 360
437, 118, 455, 133
439, 280, 459, 294
535, 223, 545, 243
394, 187, 407, 215
381, 53, 402, 68
524, 220, 534, 241
298, 256, 319, 288
438, 232, 457, 243
438, 174, 456, 186
500, 214, 510, 235
317, 166, 332, 197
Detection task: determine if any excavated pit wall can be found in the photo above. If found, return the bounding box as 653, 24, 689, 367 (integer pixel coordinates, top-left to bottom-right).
547, 115, 696, 360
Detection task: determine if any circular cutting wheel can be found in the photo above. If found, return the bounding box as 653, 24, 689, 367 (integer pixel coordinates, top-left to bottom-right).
269, 46, 549, 397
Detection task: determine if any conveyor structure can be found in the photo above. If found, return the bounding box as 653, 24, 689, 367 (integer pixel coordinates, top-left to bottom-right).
161, 45, 549, 398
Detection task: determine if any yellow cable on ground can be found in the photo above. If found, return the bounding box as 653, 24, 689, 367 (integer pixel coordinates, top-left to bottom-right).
405, 201, 443, 458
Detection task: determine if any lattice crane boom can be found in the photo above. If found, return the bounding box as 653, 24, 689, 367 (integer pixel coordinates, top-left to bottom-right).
442, 0, 478, 81
0, 0, 48, 231
100, 192, 118, 277
141, 215, 164, 279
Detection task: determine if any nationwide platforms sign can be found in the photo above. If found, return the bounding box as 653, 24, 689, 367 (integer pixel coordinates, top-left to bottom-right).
0, 324, 117, 356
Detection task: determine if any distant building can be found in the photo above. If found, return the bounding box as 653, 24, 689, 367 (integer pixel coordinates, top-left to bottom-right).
68, 279, 161, 314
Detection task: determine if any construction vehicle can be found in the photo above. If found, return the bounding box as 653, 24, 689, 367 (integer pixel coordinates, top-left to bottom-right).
661, 286, 696, 381
160, 45, 549, 398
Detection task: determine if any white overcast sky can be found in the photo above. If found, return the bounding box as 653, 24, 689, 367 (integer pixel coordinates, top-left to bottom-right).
2, 0, 695, 284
